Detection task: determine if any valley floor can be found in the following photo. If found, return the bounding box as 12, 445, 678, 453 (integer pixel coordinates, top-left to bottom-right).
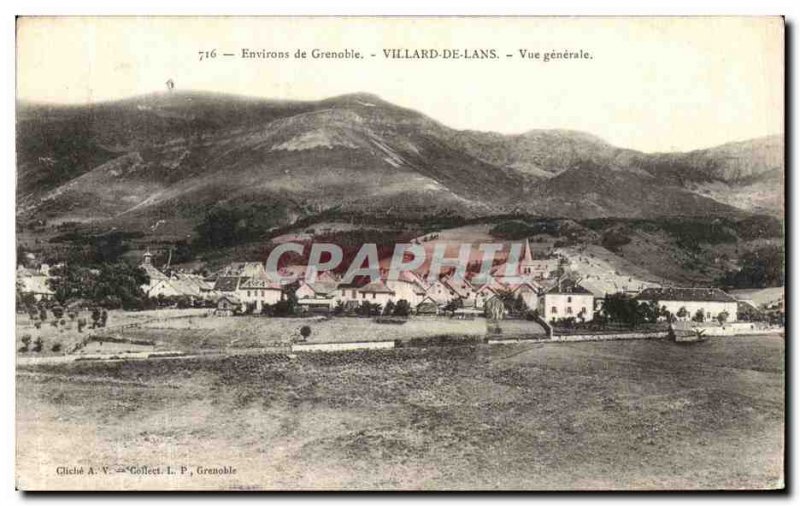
16, 335, 784, 491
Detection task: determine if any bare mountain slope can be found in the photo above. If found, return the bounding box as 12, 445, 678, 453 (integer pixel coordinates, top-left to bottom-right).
17, 92, 782, 241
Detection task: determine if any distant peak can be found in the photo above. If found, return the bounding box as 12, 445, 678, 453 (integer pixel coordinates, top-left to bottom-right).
519, 129, 610, 145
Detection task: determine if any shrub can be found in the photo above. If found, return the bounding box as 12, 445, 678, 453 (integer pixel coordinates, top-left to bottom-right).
32, 337, 43, 353
299, 325, 311, 341
20, 334, 31, 352
51, 342, 62, 353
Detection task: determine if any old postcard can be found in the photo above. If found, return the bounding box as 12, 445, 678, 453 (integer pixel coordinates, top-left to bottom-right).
15, 16, 784, 491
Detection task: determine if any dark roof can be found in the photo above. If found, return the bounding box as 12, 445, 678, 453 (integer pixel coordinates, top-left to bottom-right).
636, 287, 737, 303
213, 276, 242, 292
546, 283, 592, 295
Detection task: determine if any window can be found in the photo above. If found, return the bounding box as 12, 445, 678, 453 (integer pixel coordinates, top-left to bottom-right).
372, 293, 376, 299
566, 307, 573, 314
352, 290, 357, 298
551, 306, 557, 314
247, 290, 251, 297
362, 293, 366, 299
567, 296, 572, 303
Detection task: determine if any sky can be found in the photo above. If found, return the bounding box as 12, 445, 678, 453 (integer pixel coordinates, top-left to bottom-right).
16, 16, 784, 153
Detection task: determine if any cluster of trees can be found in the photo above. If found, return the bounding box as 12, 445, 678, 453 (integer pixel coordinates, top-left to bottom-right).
19, 334, 48, 353
716, 245, 784, 289
47, 263, 150, 310
490, 219, 562, 240
594, 293, 668, 329
193, 202, 289, 250
594, 293, 734, 328
22, 302, 108, 335
346, 299, 412, 317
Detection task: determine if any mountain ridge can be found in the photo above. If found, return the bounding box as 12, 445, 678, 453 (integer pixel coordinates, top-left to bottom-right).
17, 91, 784, 242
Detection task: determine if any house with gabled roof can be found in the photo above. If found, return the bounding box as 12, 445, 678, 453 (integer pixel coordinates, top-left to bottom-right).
539, 281, 594, 322
506, 279, 542, 311
296, 279, 339, 300
385, 270, 428, 306
416, 295, 441, 315
424, 278, 460, 305
358, 279, 396, 306
472, 278, 504, 309
237, 277, 283, 310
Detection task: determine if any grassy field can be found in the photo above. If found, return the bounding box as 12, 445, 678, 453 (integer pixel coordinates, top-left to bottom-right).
16, 334, 783, 490
118, 315, 509, 352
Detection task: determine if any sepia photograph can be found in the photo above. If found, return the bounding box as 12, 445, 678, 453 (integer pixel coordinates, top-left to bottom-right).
13, 16, 785, 491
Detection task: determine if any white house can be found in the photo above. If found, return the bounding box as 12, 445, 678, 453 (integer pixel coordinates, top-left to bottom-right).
636, 287, 739, 323
17, 265, 55, 302
296, 279, 339, 300
139, 251, 169, 294
507, 280, 542, 311
473, 279, 504, 309
425, 278, 459, 305
237, 277, 283, 310
384, 270, 428, 306
358, 279, 396, 306
441, 276, 476, 303
540, 283, 595, 323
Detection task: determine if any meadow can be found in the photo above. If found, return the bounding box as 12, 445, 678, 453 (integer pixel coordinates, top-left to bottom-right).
16, 334, 784, 490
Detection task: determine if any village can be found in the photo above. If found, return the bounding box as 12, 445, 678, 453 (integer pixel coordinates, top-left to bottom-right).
16, 236, 785, 356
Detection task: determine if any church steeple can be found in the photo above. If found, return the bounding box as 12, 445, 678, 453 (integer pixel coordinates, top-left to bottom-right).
522, 239, 533, 263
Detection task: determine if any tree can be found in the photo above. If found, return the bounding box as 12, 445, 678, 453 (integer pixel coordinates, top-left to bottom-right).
100, 309, 108, 327
91, 307, 101, 328
15, 280, 36, 311
512, 294, 528, 315
38, 306, 47, 322
641, 300, 660, 324
20, 334, 31, 352
676, 306, 688, 320
382, 300, 396, 316
393, 299, 411, 317
717, 311, 729, 324
692, 309, 705, 322
51, 305, 64, 320
332, 300, 345, 316
299, 325, 311, 341
442, 298, 462, 315
357, 301, 381, 317
32, 337, 43, 353
602, 293, 647, 328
